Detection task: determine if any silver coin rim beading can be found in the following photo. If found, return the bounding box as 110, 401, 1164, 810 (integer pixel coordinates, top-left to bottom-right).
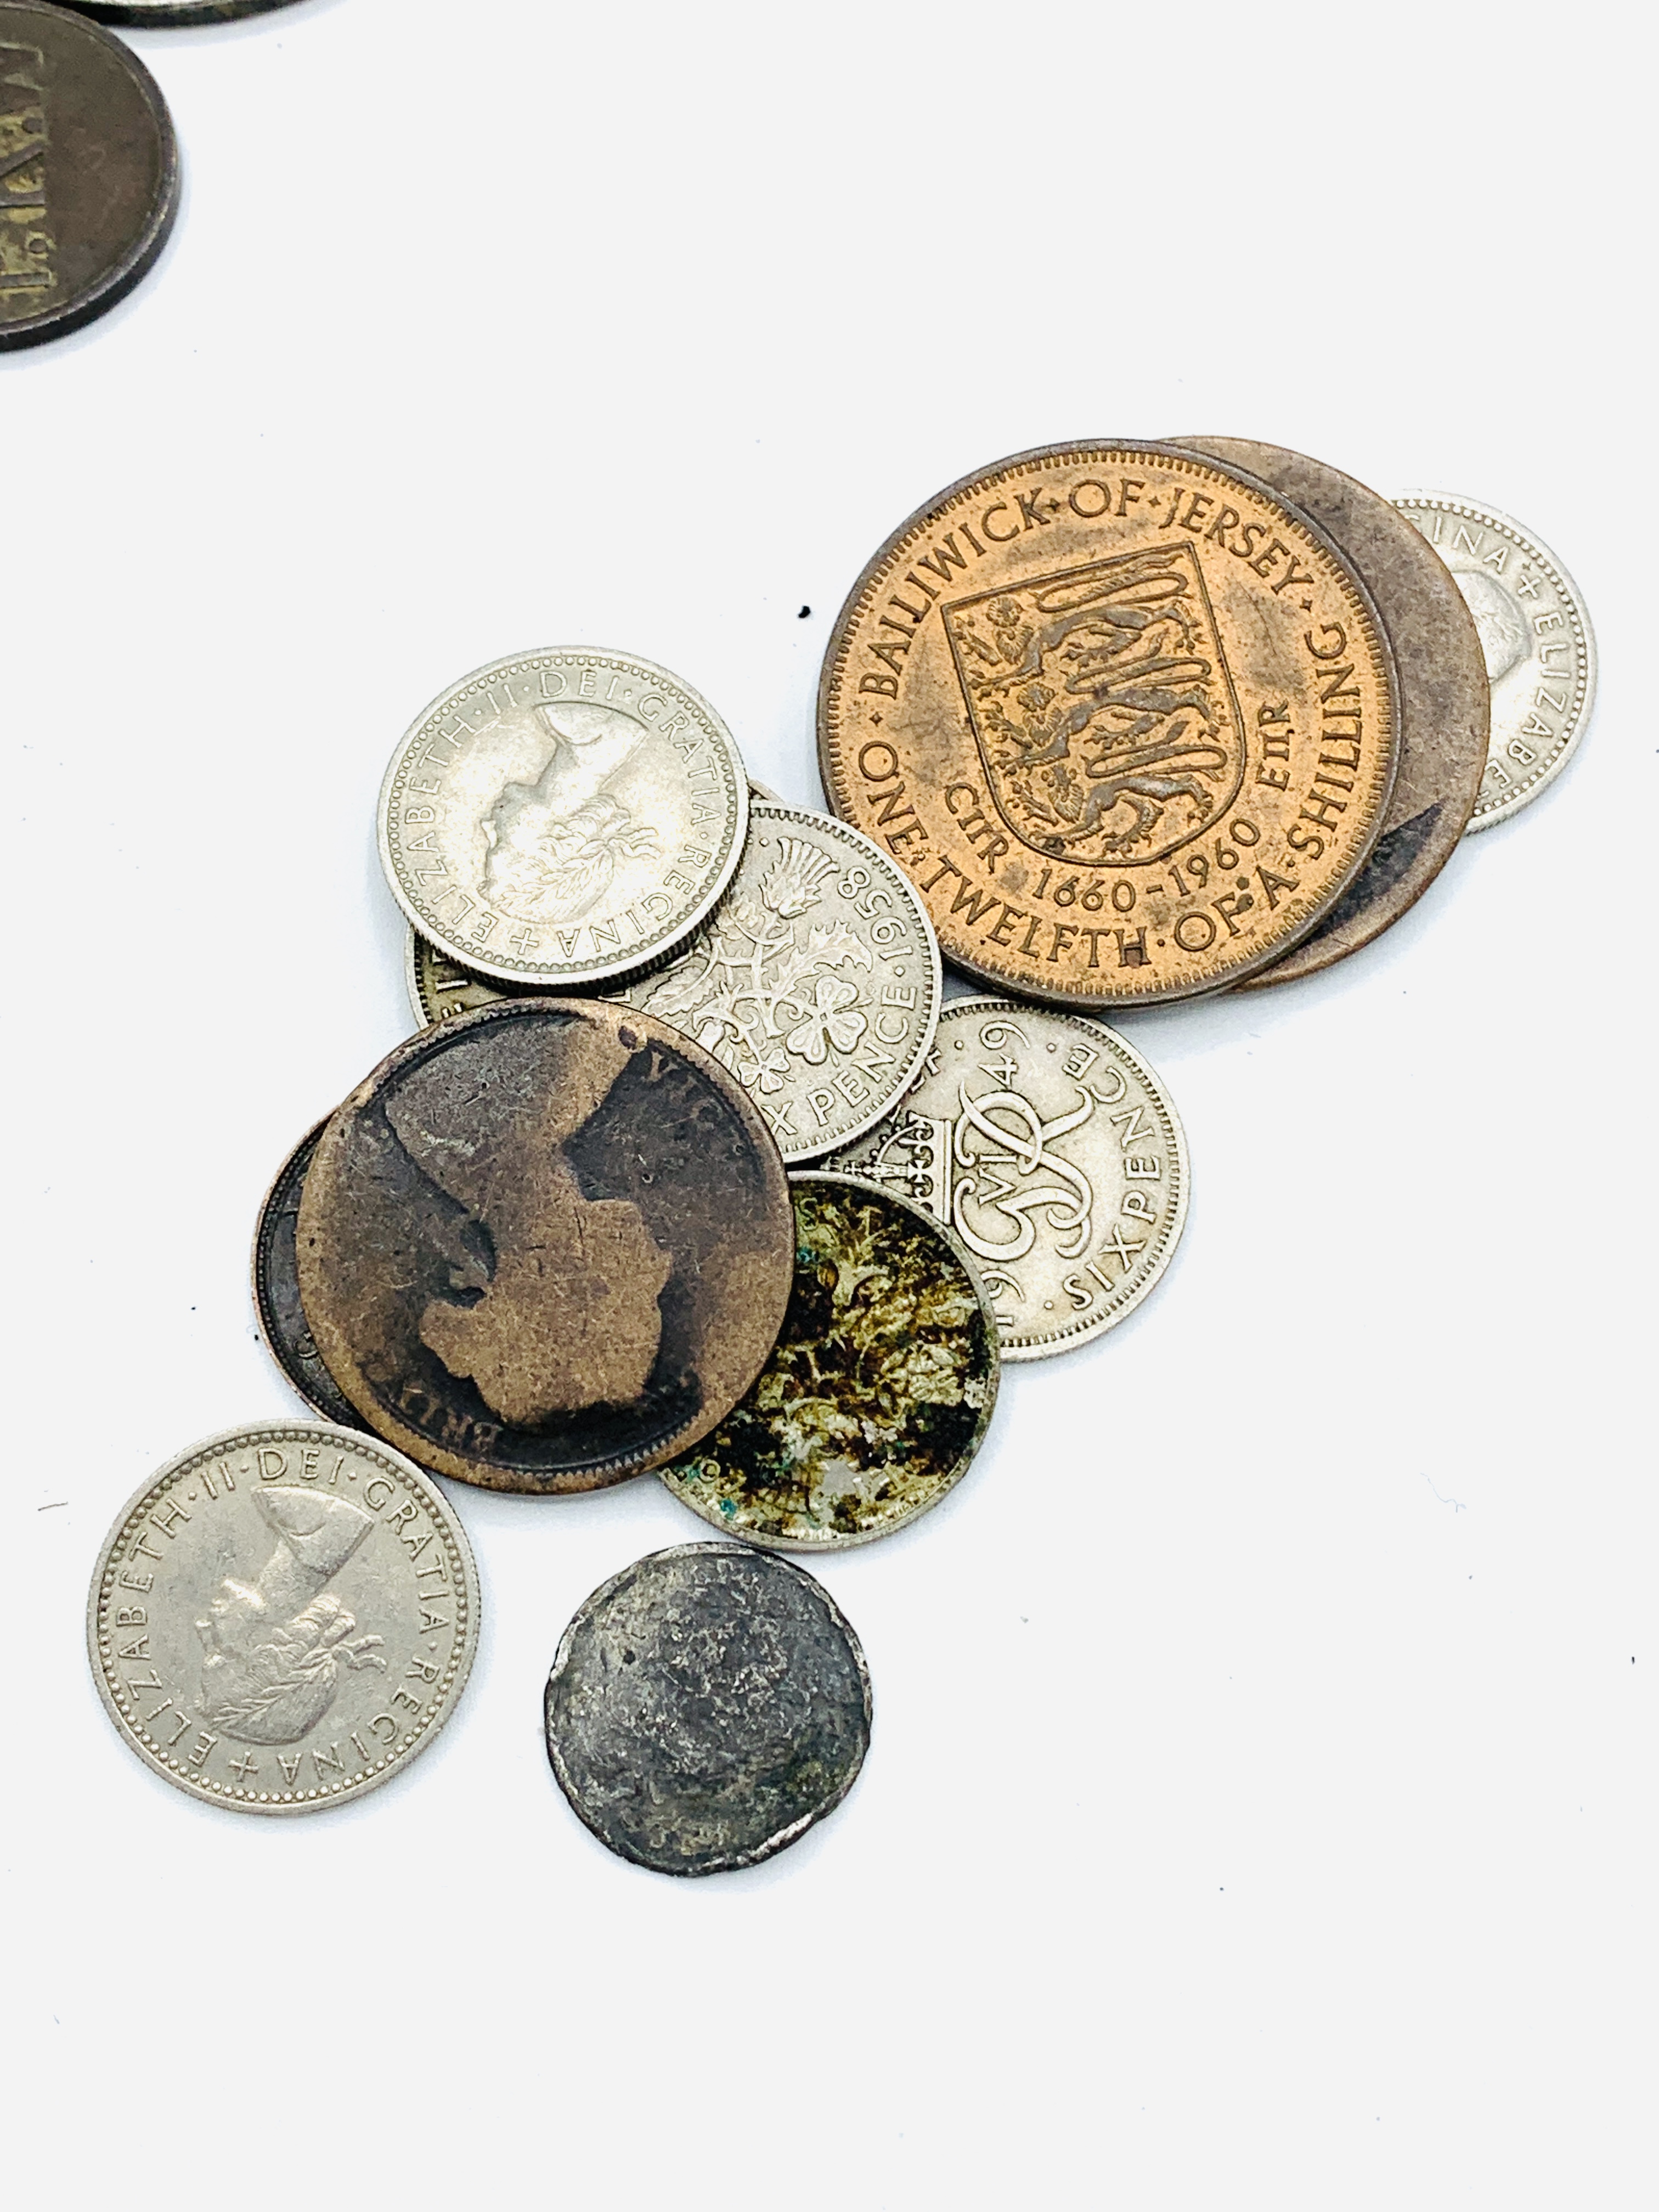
659, 1167, 1002, 1553
619, 801, 945, 1164
1396, 490, 1598, 831
250, 1117, 365, 1430
85, 1420, 479, 1818
816, 439, 1403, 1008
544, 1539, 872, 1875
377, 647, 749, 988
913, 995, 1189, 1361
0, 1, 180, 352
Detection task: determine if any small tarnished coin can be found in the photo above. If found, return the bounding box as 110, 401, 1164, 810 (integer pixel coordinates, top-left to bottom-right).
251, 1121, 368, 1433
297, 998, 794, 1494
1170, 439, 1489, 989
63, 1, 302, 22
402, 782, 782, 1029
379, 647, 749, 989
1396, 493, 1596, 831
545, 1543, 870, 1876
828, 997, 1187, 1360
87, 1421, 479, 1816
660, 1171, 998, 1550
820, 443, 1401, 1006
613, 803, 941, 1162
0, 2, 179, 351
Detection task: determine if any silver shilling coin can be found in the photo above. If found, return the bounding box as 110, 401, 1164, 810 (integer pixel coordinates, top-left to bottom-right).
1396, 493, 1596, 831
826, 997, 1188, 1360
378, 647, 749, 988
545, 1542, 871, 1876
87, 1421, 480, 1815
612, 802, 943, 1161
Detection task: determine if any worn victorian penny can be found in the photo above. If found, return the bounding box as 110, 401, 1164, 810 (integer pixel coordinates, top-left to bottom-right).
1170, 439, 1488, 989
296, 998, 794, 1494
1396, 494, 1596, 831
379, 648, 749, 990
0, 2, 178, 350
820, 443, 1400, 1006
613, 803, 941, 1163
403, 782, 783, 1030
251, 1121, 369, 1434
66, 3, 302, 21
546, 1543, 871, 1876
828, 998, 1187, 1360
87, 1421, 479, 1816
660, 1172, 999, 1550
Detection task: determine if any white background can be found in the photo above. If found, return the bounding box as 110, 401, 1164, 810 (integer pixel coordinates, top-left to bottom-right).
5, 3, 1653, 2205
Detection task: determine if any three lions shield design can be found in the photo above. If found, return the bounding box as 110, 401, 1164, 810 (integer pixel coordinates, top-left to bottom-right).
942, 541, 1246, 866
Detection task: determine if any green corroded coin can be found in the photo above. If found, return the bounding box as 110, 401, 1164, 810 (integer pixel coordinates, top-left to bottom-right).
659, 1172, 1000, 1550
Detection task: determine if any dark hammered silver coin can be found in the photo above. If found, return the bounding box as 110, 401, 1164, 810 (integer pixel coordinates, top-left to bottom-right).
251, 1121, 369, 1435
0, 2, 178, 350
545, 1543, 872, 1876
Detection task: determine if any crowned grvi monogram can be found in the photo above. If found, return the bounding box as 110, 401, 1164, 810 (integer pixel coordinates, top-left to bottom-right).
0, 40, 53, 322
943, 541, 1246, 866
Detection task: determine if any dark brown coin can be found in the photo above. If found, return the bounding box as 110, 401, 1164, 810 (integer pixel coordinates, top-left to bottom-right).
251, 1121, 369, 1435
63, 3, 303, 22
0, 2, 178, 350
545, 1543, 871, 1876
1169, 438, 1489, 989
296, 998, 795, 1494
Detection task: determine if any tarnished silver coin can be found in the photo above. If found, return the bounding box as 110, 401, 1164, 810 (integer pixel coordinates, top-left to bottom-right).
1170, 439, 1489, 988
402, 782, 782, 1030
660, 1172, 1000, 1550
1396, 494, 1596, 831
87, 1421, 480, 1816
545, 1542, 871, 1876
63, 2, 303, 23
0, 1, 179, 351
379, 648, 749, 989
828, 998, 1187, 1359
251, 1121, 368, 1434
613, 803, 942, 1161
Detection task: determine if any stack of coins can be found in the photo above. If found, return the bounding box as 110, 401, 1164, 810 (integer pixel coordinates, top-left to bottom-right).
87, 439, 1596, 1870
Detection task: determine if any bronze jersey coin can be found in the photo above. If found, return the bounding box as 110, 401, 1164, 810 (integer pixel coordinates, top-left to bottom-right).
251, 1121, 369, 1435
819, 443, 1400, 1006
296, 998, 794, 1495
1170, 438, 1488, 990
0, 2, 178, 350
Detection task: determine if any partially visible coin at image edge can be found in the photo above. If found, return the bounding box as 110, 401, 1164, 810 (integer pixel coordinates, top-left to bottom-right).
0, 1, 179, 350
64, 3, 303, 22
1396, 493, 1595, 831
545, 1542, 872, 1876
87, 1421, 480, 1816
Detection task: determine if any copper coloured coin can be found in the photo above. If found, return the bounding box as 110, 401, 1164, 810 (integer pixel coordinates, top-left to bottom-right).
0, 1, 178, 349
819, 442, 1400, 1007
1170, 438, 1488, 989
296, 999, 794, 1494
